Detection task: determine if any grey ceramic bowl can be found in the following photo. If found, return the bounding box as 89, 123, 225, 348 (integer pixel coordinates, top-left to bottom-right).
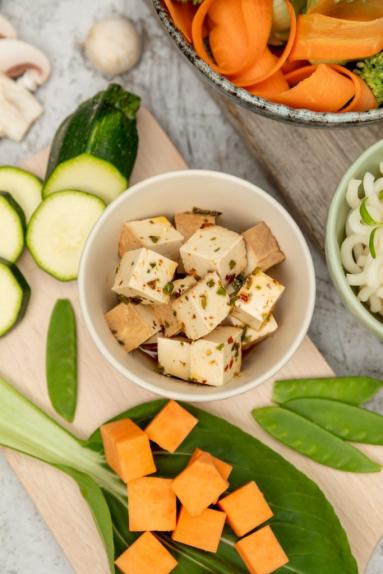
326, 139, 383, 340
152, 0, 383, 127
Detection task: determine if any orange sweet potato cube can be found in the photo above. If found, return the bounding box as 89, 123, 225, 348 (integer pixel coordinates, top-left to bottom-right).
128, 477, 177, 532
218, 481, 273, 537
188, 448, 233, 481
235, 525, 289, 574
145, 400, 198, 453
115, 532, 177, 574
172, 458, 228, 516
100, 419, 156, 483
172, 506, 227, 553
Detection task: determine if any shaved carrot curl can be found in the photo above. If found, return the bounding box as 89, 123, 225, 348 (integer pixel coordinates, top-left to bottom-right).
163, 0, 196, 43
232, 0, 297, 87
331, 65, 378, 112
248, 71, 289, 97
307, 0, 383, 21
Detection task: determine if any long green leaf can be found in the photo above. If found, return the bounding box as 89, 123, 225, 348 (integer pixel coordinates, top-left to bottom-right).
88, 400, 358, 574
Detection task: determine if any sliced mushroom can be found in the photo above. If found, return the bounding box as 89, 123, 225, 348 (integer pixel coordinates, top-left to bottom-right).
0, 15, 17, 39
0, 39, 50, 91
0, 73, 42, 141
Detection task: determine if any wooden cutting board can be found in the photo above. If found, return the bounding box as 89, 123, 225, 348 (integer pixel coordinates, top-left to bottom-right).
213, 95, 383, 252
1, 107, 382, 574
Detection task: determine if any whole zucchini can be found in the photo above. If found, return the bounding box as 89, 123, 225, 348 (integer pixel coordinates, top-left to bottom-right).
43, 84, 140, 203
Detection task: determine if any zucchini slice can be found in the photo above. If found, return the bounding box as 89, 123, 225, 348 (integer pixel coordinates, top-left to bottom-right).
26, 190, 105, 281
43, 84, 140, 204
0, 166, 42, 221
0, 258, 31, 336
0, 192, 26, 262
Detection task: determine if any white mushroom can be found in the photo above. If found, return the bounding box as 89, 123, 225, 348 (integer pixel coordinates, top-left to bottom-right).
0, 15, 17, 39
84, 17, 142, 76
0, 73, 42, 141
0, 39, 50, 91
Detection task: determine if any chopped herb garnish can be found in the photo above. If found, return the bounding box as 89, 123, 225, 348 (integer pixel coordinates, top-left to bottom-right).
150, 262, 156, 268
214, 247, 221, 252
207, 279, 215, 288
217, 287, 226, 296
154, 364, 165, 374
231, 273, 245, 293
163, 282, 174, 295
229, 260, 236, 270
147, 279, 158, 289
149, 235, 160, 243
210, 237, 217, 241
216, 343, 224, 351
192, 207, 222, 217
200, 294, 208, 309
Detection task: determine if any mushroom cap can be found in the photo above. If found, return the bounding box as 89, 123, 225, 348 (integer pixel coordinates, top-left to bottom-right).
84, 17, 142, 76
0, 15, 17, 39
0, 39, 50, 90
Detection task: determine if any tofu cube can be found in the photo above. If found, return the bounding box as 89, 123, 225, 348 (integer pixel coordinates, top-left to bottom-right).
218, 481, 273, 537
235, 526, 289, 574
172, 506, 227, 553
173, 272, 231, 340
105, 302, 160, 352
128, 477, 177, 532
232, 269, 285, 330
172, 457, 229, 516
119, 216, 184, 261
145, 400, 198, 453
115, 532, 177, 574
225, 313, 278, 349
175, 211, 216, 241
112, 248, 177, 305
180, 225, 247, 285
154, 276, 197, 337
157, 337, 192, 380
243, 222, 285, 275
190, 326, 242, 386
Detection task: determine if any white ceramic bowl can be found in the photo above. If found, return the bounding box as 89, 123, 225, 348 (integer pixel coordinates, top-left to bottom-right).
79, 170, 315, 402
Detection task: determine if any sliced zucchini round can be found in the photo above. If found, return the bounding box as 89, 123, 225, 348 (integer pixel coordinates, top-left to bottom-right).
0, 192, 26, 262
0, 166, 42, 221
26, 190, 106, 281
0, 258, 31, 337
42, 153, 128, 204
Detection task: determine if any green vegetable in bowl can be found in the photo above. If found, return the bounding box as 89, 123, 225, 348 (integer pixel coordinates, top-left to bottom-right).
354, 51, 383, 106
270, 0, 306, 45
0, 377, 358, 573
283, 398, 383, 444
252, 406, 381, 473
46, 299, 77, 422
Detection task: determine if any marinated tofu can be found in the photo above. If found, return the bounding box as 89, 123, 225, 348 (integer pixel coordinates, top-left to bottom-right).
232, 269, 285, 330
158, 337, 192, 380
180, 225, 247, 285
224, 313, 278, 349
243, 222, 285, 275
173, 271, 231, 340
119, 216, 184, 260
113, 248, 177, 305
154, 276, 197, 337
105, 302, 160, 352
190, 326, 242, 386
175, 211, 216, 242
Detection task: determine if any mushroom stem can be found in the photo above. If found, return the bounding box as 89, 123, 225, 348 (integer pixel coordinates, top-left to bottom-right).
0, 73, 42, 141
0, 39, 50, 91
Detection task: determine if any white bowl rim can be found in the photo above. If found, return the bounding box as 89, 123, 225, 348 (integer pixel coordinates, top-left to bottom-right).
79, 169, 316, 402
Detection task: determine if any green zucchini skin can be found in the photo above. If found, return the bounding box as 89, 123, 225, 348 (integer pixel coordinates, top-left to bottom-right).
0, 191, 26, 230
46, 84, 140, 182
0, 257, 31, 336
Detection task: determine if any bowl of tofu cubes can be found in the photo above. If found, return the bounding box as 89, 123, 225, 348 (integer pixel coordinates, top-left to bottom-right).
79, 170, 315, 401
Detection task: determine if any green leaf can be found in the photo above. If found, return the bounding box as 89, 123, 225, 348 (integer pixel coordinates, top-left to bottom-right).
273, 376, 383, 405
59, 466, 115, 573
283, 398, 383, 444
252, 406, 381, 473
46, 299, 77, 422
88, 400, 358, 574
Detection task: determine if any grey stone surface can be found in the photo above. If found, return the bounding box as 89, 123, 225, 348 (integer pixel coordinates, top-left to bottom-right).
0, 0, 382, 572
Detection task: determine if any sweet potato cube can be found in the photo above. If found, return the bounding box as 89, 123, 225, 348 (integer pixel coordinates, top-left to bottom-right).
145, 400, 198, 453
188, 448, 233, 480
218, 481, 273, 537
235, 526, 288, 574
115, 532, 177, 574
128, 477, 177, 532
172, 458, 228, 516
172, 506, 227, 553
100, 419, 156, 483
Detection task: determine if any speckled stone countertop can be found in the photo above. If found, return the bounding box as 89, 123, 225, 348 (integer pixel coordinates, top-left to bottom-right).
0, 0, 382, 572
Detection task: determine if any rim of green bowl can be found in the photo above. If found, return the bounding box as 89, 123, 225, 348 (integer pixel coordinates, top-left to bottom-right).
326, 139, 383, 339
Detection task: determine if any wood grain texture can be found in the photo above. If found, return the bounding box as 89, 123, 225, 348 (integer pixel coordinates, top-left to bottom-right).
213, 95, 383, 252
1, 107, 382, 574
